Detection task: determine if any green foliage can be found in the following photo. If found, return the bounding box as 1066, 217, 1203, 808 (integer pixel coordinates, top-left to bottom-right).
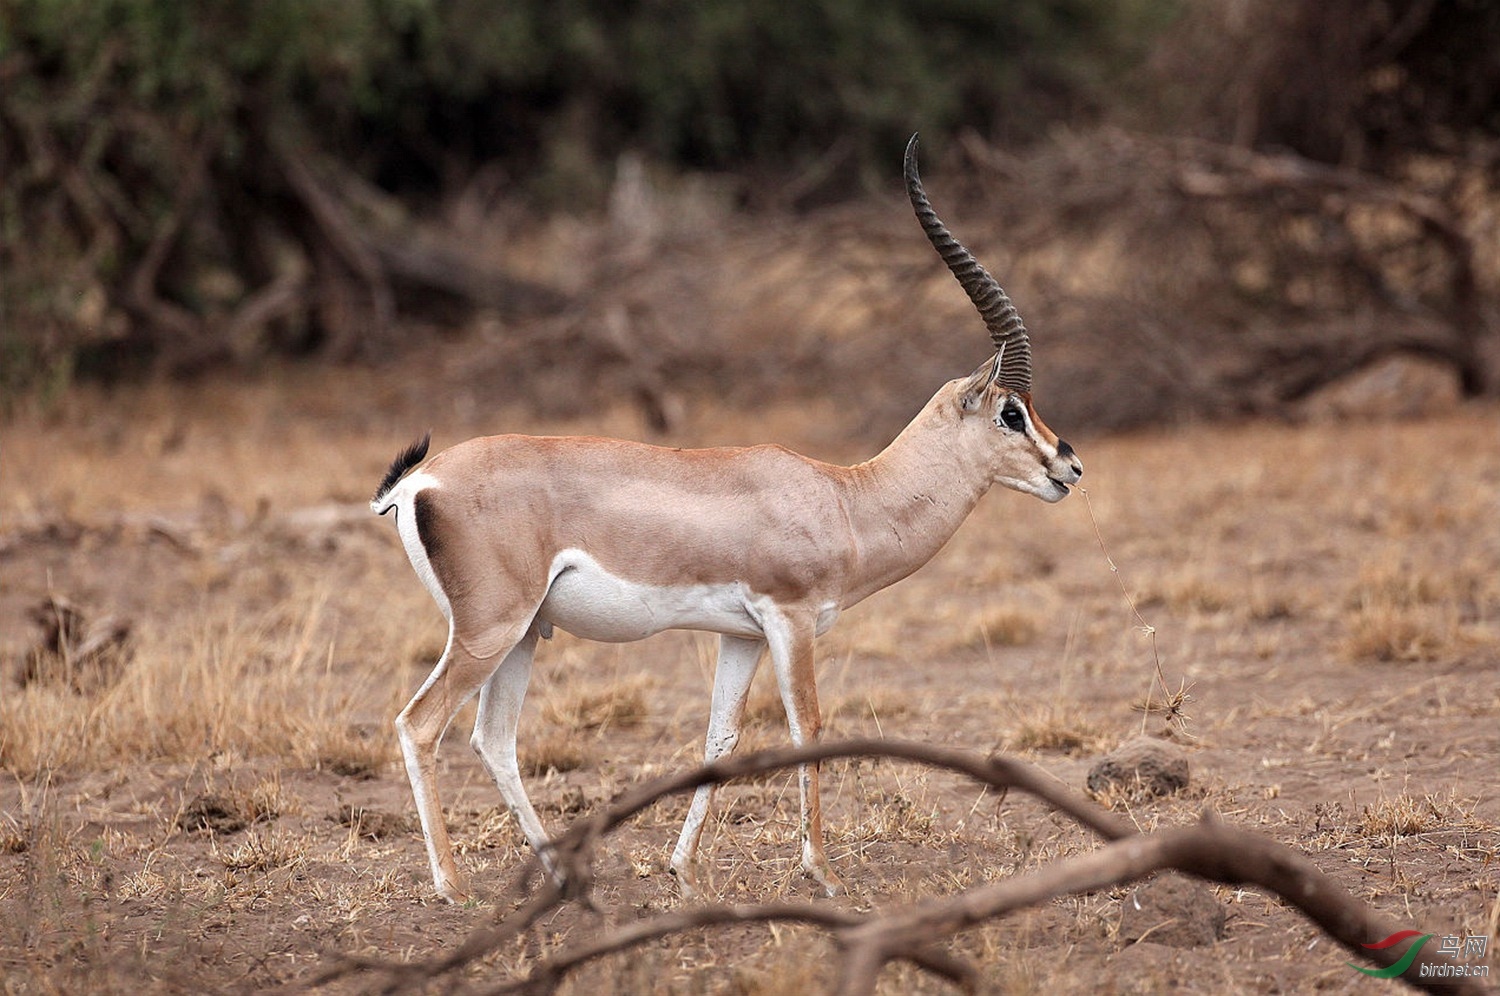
4, 0, 1175, 186
2, 0, 413, 120
0, 0, 421, 395
360, 0, 1177, 187
0, 0, 1174, 395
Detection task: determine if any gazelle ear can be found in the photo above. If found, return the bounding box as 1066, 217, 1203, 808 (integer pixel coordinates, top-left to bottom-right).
959, 352, 1003, 413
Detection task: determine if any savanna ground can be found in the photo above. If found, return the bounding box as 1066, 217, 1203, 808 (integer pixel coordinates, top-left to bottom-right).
2, 342, 1498, 993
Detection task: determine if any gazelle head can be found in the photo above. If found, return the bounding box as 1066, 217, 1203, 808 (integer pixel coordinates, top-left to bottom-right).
906, 134, 1082, 503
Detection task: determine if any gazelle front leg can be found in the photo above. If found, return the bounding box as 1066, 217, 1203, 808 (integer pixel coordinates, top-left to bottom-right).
766, 610, 841, 896
671, 634, 765, 897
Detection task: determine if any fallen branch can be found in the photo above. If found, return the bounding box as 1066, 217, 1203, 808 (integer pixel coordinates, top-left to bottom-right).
481, 902, 980, 996
123, 134, 216, 363
833, 813, 1489, 996
370, 236, 570, 319
317, 740, 1486, 995
276, 141, 395, 358
220, 264, 308, 359
21, 593, 133, 693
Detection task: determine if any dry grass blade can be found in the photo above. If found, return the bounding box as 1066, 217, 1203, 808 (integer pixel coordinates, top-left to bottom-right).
542, 673, 653, 732
1078, 486, 1195, 737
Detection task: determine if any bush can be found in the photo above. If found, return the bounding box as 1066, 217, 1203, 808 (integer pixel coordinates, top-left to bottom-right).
0, 0, 1173, 393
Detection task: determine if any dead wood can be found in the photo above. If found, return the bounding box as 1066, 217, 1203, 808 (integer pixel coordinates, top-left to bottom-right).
277, 144, 395, 360
370, 237, 569, 320
123, 137, 216, 367
275, 144, 572, 359
314, 739, 1482, 995
20, 593, 132, 693
942, 129, 1497, 430
1168, 138, 1488, 398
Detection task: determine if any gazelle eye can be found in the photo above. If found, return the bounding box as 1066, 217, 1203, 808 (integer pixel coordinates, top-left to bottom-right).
1000, 406, 1026, 432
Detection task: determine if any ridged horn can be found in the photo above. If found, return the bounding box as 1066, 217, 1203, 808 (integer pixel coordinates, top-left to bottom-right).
904, 133, 1032, 394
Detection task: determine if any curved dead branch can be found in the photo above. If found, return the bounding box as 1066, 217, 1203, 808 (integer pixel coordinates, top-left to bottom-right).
833, 813, 1489, 996
316, 739, 1487, 996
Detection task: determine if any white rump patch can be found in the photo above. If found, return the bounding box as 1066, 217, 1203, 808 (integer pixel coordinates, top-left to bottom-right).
389, 472, 451, 621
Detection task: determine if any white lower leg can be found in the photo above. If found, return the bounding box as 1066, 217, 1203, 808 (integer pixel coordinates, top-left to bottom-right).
670, 635, 763, 895
396, 630, 483, 904
471, 632, 558, 880
397, 721, 471, 902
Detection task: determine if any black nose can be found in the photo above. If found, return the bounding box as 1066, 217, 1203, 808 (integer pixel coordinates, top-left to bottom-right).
1058, 439, 1082, 477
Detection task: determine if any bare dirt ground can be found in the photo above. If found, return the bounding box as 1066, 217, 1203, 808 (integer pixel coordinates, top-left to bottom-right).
2, 354, 1497, 993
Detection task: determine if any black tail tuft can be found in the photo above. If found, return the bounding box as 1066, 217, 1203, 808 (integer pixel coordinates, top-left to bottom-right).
371, 432, 431, 510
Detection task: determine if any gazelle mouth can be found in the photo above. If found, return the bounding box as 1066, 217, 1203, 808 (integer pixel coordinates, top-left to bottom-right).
1048, 477, 1071, 494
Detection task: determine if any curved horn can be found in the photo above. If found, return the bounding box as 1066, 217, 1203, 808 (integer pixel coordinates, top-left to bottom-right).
904, 133, 1032, 394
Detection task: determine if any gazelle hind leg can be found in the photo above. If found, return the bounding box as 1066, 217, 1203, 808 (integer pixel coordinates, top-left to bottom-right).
469, 626, 556, 879
766, 613, 841, 896
670, 634, 765, 897
397, 620, 527, 903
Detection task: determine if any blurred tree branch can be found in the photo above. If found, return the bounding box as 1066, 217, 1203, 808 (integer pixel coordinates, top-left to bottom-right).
1169, 139, 1487, 397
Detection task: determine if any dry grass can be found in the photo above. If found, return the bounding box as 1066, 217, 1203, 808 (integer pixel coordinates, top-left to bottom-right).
949, 605, 1042, 654
836, 780, 941, 847
741, 676, 789, 731
820, 603, 911, 660
2, 374, 1498, 993
521, 730, 593, 776
1340, 556, 1489, 662
1306, 787, 1500, 903
177, 776, 286, 834
1342, 606, 1460, 663
1138, 568, 1239, 616
0, 595, 401, 778
0, 819, 27, 856
1358, 794, 1444, 838
541, 671, 654, 732
1006, 710, 1110, 757
215, 826, 303, 873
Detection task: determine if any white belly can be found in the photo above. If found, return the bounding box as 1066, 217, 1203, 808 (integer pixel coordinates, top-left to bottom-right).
538, 550, 766, 642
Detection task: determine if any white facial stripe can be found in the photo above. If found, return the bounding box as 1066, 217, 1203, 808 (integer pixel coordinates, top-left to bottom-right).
995, 396, 1032, 436
1006, 398, 1066, 461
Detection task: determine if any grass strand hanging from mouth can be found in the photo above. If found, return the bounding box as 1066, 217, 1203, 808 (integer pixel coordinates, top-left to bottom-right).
1078, 485, 1193, 738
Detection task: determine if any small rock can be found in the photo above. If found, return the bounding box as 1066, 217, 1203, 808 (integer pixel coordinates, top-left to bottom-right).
1086, 736, 1190, 801
179, 794, 249, 834
1118, 872, 1227, 948
334, 805, 415, 839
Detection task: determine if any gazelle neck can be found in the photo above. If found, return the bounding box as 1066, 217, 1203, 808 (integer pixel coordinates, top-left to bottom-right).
838, 387, 993, 607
